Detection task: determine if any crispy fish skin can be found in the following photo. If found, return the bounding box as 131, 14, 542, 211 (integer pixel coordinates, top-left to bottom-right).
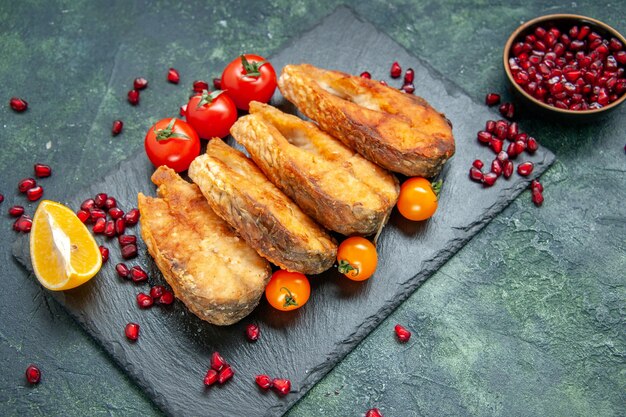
231, 101, 400, 236
188, 138, 337, 274
138, 166, 271, 326
278, 64, 455, 177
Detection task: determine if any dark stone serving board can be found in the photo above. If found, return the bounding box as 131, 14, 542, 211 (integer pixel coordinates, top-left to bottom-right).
14, 7, 554, 417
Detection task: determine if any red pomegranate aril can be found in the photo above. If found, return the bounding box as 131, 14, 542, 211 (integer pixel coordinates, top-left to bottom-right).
366, 409, 384, 417
94, 193, 107, 208
496, 150, 509, 164
25, 365, 41, 384
490, 139, 503, 154
272, 378, 291, 396
517, 162, 534, 176
80, 198, 95, 211
204, 369, 218, 386
99, 246, 109, 263
482, 172, 498, 186
503, 160, 514, 178
514, 140, 526, 155
137, 292, 153, 309
9, 206, 25, 217
615, 51, 626, 65
255, 374, 272, 390
18, 178, 36, 193
531, 179, 544, 192
14, 215, 33, 233
116, 263, 130, 279
246, 324, 260, 342
167, 68, 180, 84
127, 89, 140, 105
107, 207, 123, 220
34, 163, 52, 178
507, 122, 519, 140
491, 159, 503, 176
26, 186, 43, 201
507, 142, 518, 158
133, 77, 148, 90
499, 103, 515, 119
118, 234, 137, 246
401, 83, 415, 94
150, 285, 165, 300
130, 265, 148, 283
90, 208, 106, 220
390, 61, 402, 78
93, 218, 106, 234
10, 97, 28, 112
179, 104, 187, 117
125, 322, 140, 341
472, 159, 484, 169
360, 71, 371, 79
485, 120, 496, 133
158, 290, 174, 305
121, 244, 138, 259
494, 120, 508, 139
394, 324, 411, 342
404, 68, 415, 84
218, 366, 234, 384
212, 78, 221, 90
124, 208, 140, 226
0, 194, 3, 204
211, 352, 227, 371
485, 93, 501, 106
534, 26, 547, 39
104, 197, 117, 210
469, 167, 484, 182
477, 131, 492, 144
609, 37, 623, 51
115, 218, 126, 235
532, 189, 544, 206
104, 220, 116, 237
192, 80, 209, 92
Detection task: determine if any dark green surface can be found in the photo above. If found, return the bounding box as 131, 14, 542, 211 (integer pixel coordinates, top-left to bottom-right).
0, 1, 623, 416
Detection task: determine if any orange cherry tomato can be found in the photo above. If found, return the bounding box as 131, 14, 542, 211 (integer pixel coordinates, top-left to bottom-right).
265, 270, 310, 311
337, 237, 377, 281
397, 178, 441, 221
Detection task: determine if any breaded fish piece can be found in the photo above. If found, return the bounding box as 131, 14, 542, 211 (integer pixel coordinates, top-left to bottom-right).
138, 166, 271, 326
232, 101, 400, 236
278, 64, 455, 177
188, 138, 337, 274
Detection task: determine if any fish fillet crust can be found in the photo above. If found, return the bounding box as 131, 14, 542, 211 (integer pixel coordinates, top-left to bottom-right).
138, 166, 271, 326
278, 64, 455, 177
188, 138, 337, 275
232, 101, 400, 236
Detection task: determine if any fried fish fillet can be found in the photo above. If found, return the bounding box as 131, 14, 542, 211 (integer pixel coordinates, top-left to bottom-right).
278, 64, 455, 177
231, 101, 400, 236
188, 138, 337, 274
138, 166, 271, 326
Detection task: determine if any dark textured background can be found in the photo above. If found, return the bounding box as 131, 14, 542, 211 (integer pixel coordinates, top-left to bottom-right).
0, 1, 624, 416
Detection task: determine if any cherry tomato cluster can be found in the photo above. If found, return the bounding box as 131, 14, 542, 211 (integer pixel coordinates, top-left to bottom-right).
144, 54, 277, 172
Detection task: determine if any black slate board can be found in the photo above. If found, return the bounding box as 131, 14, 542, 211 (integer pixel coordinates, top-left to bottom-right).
14, 7, 554, 417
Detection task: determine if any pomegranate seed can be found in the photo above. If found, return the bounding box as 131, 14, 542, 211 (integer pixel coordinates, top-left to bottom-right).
482, 172, 498, 186
491, 159, 503, 176
158, 290, 174, 305
26, 186, 43, 201
90, 208, 106, 220
517, 162, 534, 176
485, 120, 496, 132
532, 189, 544, 206
115, 218, 126, 235
124, 208, 140, 226
255, 374, 272, 390
507, 142, 518, 158
401, 83, 415, 94
137, 292, 153, 309
404, 68, 415, 84
360, 71, 371, 79
94, 193, 107, 208
103, 196, 117, 210
99, 246, 109, 263
390, 61, 401, 78
104, 220, 116, 237
25, 365, 41, 384
472, 159, 484, 169
526, 137, 539, 152
10, 97, 28, 112
514, 140, 526, 155
14, 215, 32, 233
469, 167, 484, 182
130, 266, 148, 283
272, 378, 291, 396
192, 80, 209, 92
118, 234, 137, 246
503, 160, 514, 178
112, 120, 124, 136
179, 104, 187, 117
108, 208, 123, 220
125, 322, 140, 341
494, 120, 508, 139
477, 131, 492, 144
507, 122, 519, 140
213, 78, 221, 90
133, 77, 148, 90
116, 263, 130, 279
204, 369, 218, 386
18, 178, 36, 193
150, 285, 165, 300
127, 89, 140, 105
80, 198, 95, 211
218, 366, 234, 384
490, 139, 503, 154
531, 180, 543, 192
167, 68, 180, 84
93, 218, 106, 234
485, 93, 501, 106
366, 409, 384, 417
497, 150, 509, 164
0, 194, 3, 204
246, 324, 260, 342
394, 324, 411, 342
211, 352, 227, 371
9, 205, 25, 217
34, 163, 52, 178
121, 244, 138, 259
499, 102, 515, 119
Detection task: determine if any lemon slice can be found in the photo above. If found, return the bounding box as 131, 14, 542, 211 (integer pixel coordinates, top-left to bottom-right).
30, 200, 102, 291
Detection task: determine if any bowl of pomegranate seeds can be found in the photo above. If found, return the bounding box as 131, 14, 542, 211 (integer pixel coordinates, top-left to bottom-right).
504, 14, 626, 121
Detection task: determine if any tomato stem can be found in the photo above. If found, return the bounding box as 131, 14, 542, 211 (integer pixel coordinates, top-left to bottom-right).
154, 118, 191, 142
431, 179, 443, 199
338, 259, 358, 276
280, 287, 298, 308
195, 89, 225, 109
240, 55, 267, 78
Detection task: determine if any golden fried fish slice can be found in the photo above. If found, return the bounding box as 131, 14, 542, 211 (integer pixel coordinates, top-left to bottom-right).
138, 166, 271, 326
278, 63, 455, 177
231, 101, 400, 236
188, 138, 337, 274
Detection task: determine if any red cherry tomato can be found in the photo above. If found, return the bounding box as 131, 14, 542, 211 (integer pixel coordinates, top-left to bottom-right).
220, 54, 277, 110
265, 270, 310, 311
185, 90, 238, 139
144, 118, 200, 172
